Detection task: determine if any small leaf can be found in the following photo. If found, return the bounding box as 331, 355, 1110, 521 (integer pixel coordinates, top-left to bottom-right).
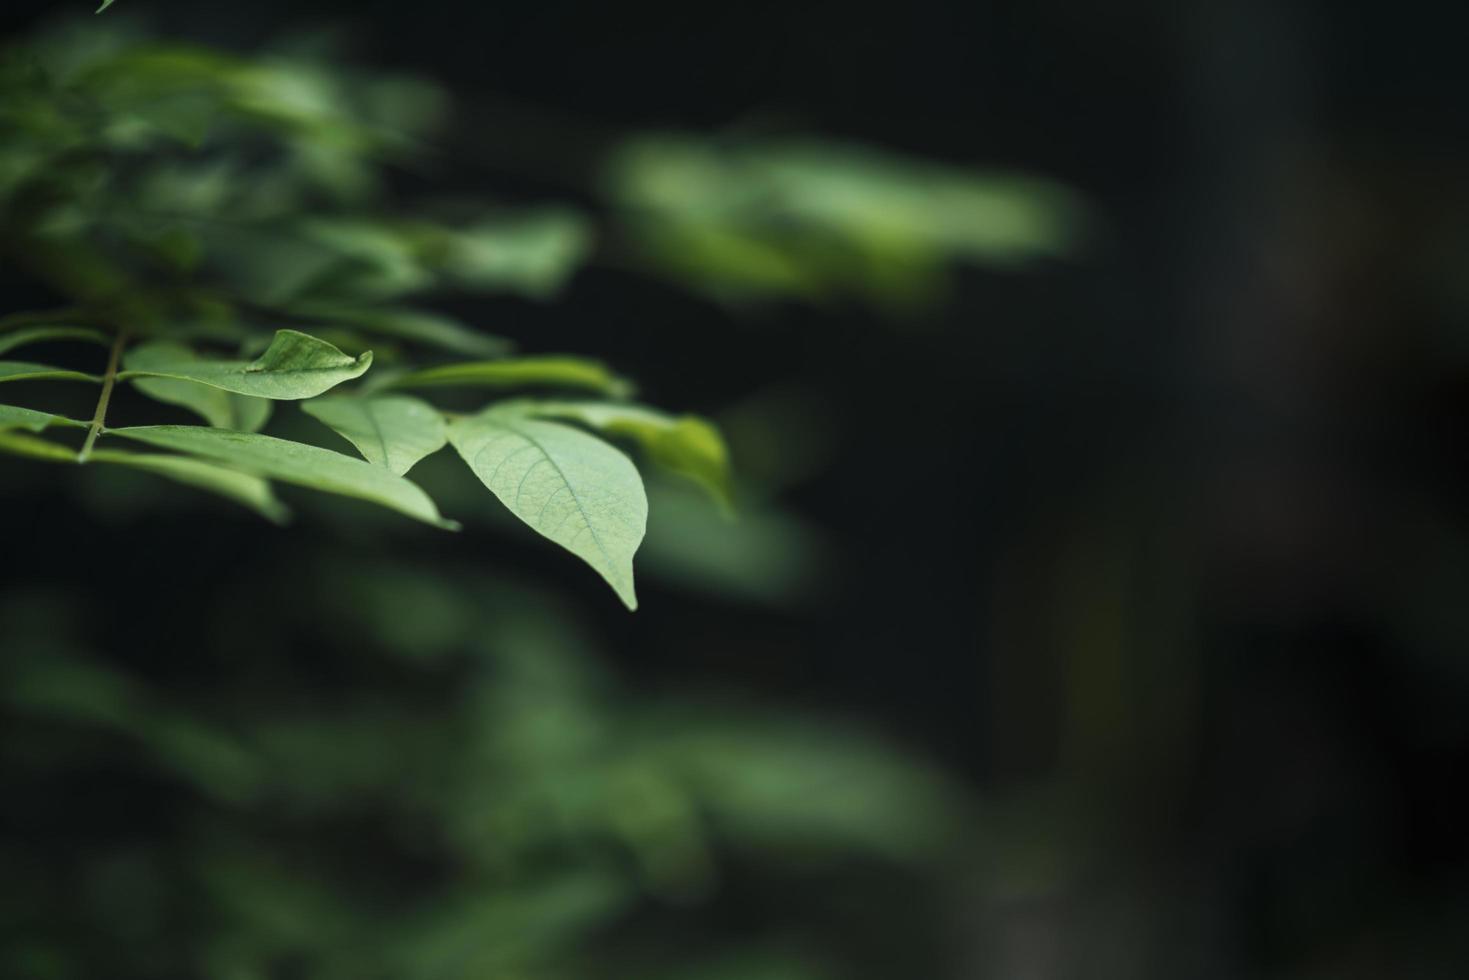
0, 403, 88, 433
117, 329, 371, 400
125, 341, 273, 431
0, 362, 103, 384
108, 425, 457, 530
447, 409, 646, 609
392, 357, 633, 397
0, 326, 110, 357
517, 400, 734, 511
285, 304, 513, 357
88, 449, 291, 523
302, 394, 446, 476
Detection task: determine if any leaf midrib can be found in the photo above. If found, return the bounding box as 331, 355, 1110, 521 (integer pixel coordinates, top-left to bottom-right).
490, 417, 621, 589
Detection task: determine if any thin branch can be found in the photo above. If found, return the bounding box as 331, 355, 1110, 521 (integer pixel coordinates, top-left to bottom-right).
78, 329, 126, 462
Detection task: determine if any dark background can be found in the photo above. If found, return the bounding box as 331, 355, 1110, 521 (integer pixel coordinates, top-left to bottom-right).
4, 1, 1469, 976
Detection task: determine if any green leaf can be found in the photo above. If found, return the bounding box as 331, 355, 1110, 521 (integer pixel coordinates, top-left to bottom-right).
96, 0, 118, 12
88, 449, 291, 523
0, 428, 286, 522
447, 409, 647, 609
301, 394, 446, 476
0, 309, 93, 331
0, 403, 88, 432
0, 326, 110, 357
392, 357, 633, 397
284, 304, 513, 357
0, 430, 80, 463
438, 210, 592, 298
515, 401, 734, 512
107, 425, 457, 530
0, 362, 103, 384
125, 341, 273, 431
117, 329, 371, 400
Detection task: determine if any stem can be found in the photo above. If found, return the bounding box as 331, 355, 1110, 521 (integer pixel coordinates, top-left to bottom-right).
78, 329, 126, 462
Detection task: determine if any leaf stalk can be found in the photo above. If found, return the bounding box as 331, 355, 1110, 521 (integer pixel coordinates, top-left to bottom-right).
78, 330, 126, 462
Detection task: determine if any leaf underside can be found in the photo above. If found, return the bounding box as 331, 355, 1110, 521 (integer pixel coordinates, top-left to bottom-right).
520, 400, 733, 511
302, 394, 447, 475
447, 410, 646, 609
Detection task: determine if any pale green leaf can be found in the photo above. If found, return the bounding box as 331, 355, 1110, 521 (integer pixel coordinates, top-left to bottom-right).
125, 341, 273, 431
116, 329, 371, 400
447, 410, 646, 609
515, 400, 734, 512
0, 403, 88, 432
88, 448, 290, 523
301, 394, 446, 476
0, 361, 103, 384
107, 425, 457, 529
0, 326, 110, 357
392, 357, 633, 397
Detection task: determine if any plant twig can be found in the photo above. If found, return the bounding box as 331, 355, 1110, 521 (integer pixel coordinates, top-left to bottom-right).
78, 329, 126, 462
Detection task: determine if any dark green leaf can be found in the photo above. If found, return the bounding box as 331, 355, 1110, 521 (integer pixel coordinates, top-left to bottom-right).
0, 326, 110, 357
0, 362, 103, 384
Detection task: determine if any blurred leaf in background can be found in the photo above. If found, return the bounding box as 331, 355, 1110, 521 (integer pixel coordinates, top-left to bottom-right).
0, 559, 971, 980
604, 133, 1089, 310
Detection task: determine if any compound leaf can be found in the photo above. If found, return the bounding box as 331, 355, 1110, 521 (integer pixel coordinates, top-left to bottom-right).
302, 394, 446, 475
447, 409, 646, 609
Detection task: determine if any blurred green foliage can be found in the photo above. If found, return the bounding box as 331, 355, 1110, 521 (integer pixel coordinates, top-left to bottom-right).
605, 134, 1087, 309
0, 563, 966, 979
